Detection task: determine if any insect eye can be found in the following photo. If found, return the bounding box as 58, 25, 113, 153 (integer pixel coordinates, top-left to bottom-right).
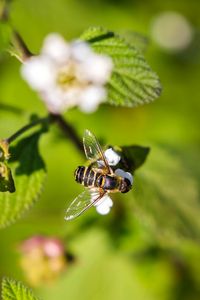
121, 178, 131, 193
124, 178, 131, 186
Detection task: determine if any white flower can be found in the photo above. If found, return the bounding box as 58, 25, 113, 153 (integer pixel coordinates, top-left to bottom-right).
91, 192, 113, 215
95, 195, 113, 215
21, 33, 113, 114
104, 148, 121, 166
98, 148, 121, 167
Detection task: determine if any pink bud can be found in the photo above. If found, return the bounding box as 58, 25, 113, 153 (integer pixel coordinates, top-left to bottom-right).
43, 238, 65, 257
20, 235, 45, 253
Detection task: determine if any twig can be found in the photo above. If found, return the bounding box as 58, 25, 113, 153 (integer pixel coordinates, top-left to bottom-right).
6, 116, 49, 144
50, 114, 84, 154
0, 0, 10, 21
12, 30, 33, 60
0, 0, 33, 61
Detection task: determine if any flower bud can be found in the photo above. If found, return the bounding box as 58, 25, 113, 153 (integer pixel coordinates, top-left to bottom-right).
19, 235, 71, 286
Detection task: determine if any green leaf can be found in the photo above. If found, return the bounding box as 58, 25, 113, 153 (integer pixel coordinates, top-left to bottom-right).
2, 277, 40, 300
119, 30, 149, 53
132, 145, 200, 243
119, 145, 150, 172
80, 27, 161, 107
0, 130, 46, 228
110, 145, 150, 173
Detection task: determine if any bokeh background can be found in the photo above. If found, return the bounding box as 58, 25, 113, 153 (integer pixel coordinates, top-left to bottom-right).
0, 0, 200, 299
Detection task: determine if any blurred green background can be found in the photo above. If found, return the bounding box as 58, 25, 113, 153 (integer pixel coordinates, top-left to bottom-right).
0, 0, 200, 299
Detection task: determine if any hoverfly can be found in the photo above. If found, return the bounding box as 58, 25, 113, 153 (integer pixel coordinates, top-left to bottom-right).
65, 129, 132, 221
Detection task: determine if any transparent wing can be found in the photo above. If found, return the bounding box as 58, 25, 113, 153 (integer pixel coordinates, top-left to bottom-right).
65, 189, 106, 221
83, 129, 112, 173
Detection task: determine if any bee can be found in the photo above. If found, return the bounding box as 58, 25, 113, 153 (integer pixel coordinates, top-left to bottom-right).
65, 129, 132, 221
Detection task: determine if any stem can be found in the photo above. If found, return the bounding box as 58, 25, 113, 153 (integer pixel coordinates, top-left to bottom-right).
6, 116, 49, 144
50, 114, 84, 154
0, 0, 32, 60
0, 0, 11, 21
12, 30, 33, 60
5, 114, 84, 155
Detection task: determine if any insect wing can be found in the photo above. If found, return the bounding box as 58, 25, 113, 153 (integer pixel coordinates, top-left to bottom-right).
65, 189, 106, 221
83, 129, 112, 173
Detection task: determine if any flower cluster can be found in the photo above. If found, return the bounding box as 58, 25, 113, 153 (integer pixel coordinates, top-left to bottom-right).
93, 148, 133, 215
21, 34, 113, 114
19, 235, 68, 286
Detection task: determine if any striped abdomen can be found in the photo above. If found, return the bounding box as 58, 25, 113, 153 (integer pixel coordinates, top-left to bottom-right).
74, 166, 102, 188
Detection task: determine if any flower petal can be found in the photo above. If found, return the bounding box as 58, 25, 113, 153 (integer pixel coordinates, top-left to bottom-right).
41, 86, 76, 113
20, 236, 45, 253
95, 194, 113, 215
42, 33, 70, 63
21, 56, 55, 90
104, 148, 121, 166
43, 239, 64, 258
71, 41, 93, 61
82, 54, 113, 84
79, 86, 106, 113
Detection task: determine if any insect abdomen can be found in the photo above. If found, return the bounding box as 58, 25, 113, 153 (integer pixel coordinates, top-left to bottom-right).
74, 166, 85, 184
75, 166, 100, 187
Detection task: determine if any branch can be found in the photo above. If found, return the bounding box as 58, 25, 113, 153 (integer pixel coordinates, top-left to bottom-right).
0, 0, 11, 21
6, 116, 49, 144
50, 114, 84, 154
4, 113, 84, 155
0, 0, 33, 61
12, 30, 33, 61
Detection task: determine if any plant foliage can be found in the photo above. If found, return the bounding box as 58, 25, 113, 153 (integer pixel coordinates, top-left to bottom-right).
80, 26, 161, 107
2, 277, 40, 300
0, 130, 46, 228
